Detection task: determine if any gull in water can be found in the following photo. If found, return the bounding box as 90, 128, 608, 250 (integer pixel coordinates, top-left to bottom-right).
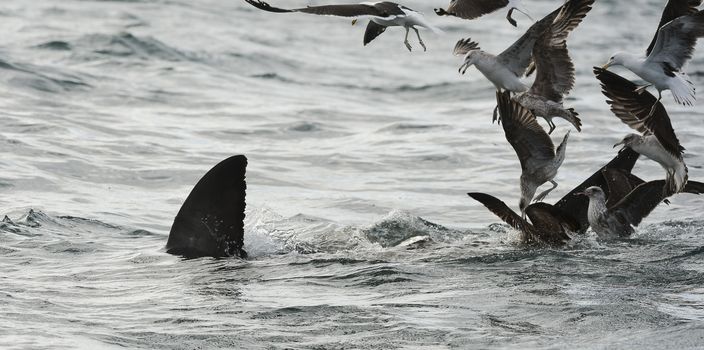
595, 66, 689, 193
434, 0, 532, 27
454, 0, 594, 95
601, 0, 704, 115
495, 90, 569, 215
579, 180, 702, 238
511, 0, 594, 134
243, 0, 441, 51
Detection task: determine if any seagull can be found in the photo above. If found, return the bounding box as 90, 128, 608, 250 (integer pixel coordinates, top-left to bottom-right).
601, 0, 704, 116
243, 0, 441, 51
454, 0, 594, 94
434, 0, 532, 27
467, 148, 643, 245
511, 0, 594, 134
495, 90, 569, 214
594, 66, 689, 193
579, 180, 702, 238
467, 192, 578, 246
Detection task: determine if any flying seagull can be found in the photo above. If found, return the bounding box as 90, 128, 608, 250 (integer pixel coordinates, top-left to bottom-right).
496, 90, 569, 214
434, 0, 532, 27
511, 0, 594, 134
601, 0, 704, 115
594, 66, 689, 193
454, 0, 594, 94
579, 179, 702, 238
243, 0, 441, 51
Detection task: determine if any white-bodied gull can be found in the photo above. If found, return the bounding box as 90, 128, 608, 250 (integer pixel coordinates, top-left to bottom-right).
434, 0, 532, 27
512, 0, 594, 133
595, 66, 689, 193
454, 0, 594, 94
601, 0, 704, 115
243, 0, 441, 51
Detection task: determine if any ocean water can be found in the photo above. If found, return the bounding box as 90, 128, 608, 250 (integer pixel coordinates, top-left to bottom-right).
1, 0, 704, 348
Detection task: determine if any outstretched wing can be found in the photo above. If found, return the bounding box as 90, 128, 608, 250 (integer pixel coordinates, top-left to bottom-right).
594, 67, 684, 160
364, 21, 387, 46
529, 0, 594, 100
497, 6, 561, 77
436, 0, 509, 19
496, 90, 554, 171
553, 147, 641, 232
646, 10, 704, 70
453, 38, 481, 56
467, 192, 529, 232
646, 0, 702, 57
244, 0, 404, 18
609, 180, 674, 227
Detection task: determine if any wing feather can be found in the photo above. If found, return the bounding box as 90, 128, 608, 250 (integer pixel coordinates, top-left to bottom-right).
646, 0, 702, 57
436, 0, 510, 19
646, 10, 704, 70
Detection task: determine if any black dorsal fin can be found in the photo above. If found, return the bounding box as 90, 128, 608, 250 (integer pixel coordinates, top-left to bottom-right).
166, 155, 247, 258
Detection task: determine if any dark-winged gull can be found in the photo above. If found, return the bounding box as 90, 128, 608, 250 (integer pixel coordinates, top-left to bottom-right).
467, 192, 578, 246
454, 0, 594, 94
601, 0, 704, 114
594, 66, 689, 193
434, 0, 532, 27
496, 90, 569, 214
511, 0, 594, 134
469, 153, 704, 244
243, 0, 441, 51
579, 179, 702, 238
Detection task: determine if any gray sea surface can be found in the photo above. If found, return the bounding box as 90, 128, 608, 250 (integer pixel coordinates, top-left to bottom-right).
2, 0, 704, 348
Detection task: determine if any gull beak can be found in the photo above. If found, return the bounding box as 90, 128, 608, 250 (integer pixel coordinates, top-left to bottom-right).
601, 62, 612, 70
613, 140, 625, 148
351, 19, 357, 26
574, 191, 586, 197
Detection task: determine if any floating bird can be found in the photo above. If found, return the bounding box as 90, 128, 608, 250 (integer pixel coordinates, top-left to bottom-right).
594, 66, 689, 193
578, 179, 700, 238
495, 90, 569, 214
434, 0, 532, 27
511, 0, 594, 134
468, 148, 640, 245
467, 192, 578, 246
454, 0, 594, 94
601, 0, 704, 115
243, 0, 441, 51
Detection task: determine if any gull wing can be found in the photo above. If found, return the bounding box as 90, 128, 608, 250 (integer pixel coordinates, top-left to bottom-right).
646, 0, 702, 57
496, 90, 554, 172
609, 180, 673, 227
594, 67, 684, 160
646, 10, 704, 70
553, 147, 641, 232
436, 0, 509, 19
525, 203, 578, 244
467, 192, 529, 233
244, 0, 404, 17
529, 0, 594, 100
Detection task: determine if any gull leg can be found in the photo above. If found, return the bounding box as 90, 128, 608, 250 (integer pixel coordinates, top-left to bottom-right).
534, 180, 557, 202
634, 84, 652, 95
547, 118, 556, 135
506, 8, 517, 27
413, 27, 426, 52
645, 90, 662, 120
404, 27, 412, 52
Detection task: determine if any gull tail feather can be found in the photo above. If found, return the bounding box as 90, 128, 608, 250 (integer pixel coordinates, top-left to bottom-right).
564, 108, 582, 132
670, 73, 696, 106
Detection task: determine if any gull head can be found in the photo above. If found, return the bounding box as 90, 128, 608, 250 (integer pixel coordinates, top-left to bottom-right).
459, 52, 478, 75
602, 52, 627, 69
577, 186, 605, 199
613, 133, 641, 149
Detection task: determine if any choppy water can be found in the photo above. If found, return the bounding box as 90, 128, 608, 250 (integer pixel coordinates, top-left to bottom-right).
2, 0, 704, 348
